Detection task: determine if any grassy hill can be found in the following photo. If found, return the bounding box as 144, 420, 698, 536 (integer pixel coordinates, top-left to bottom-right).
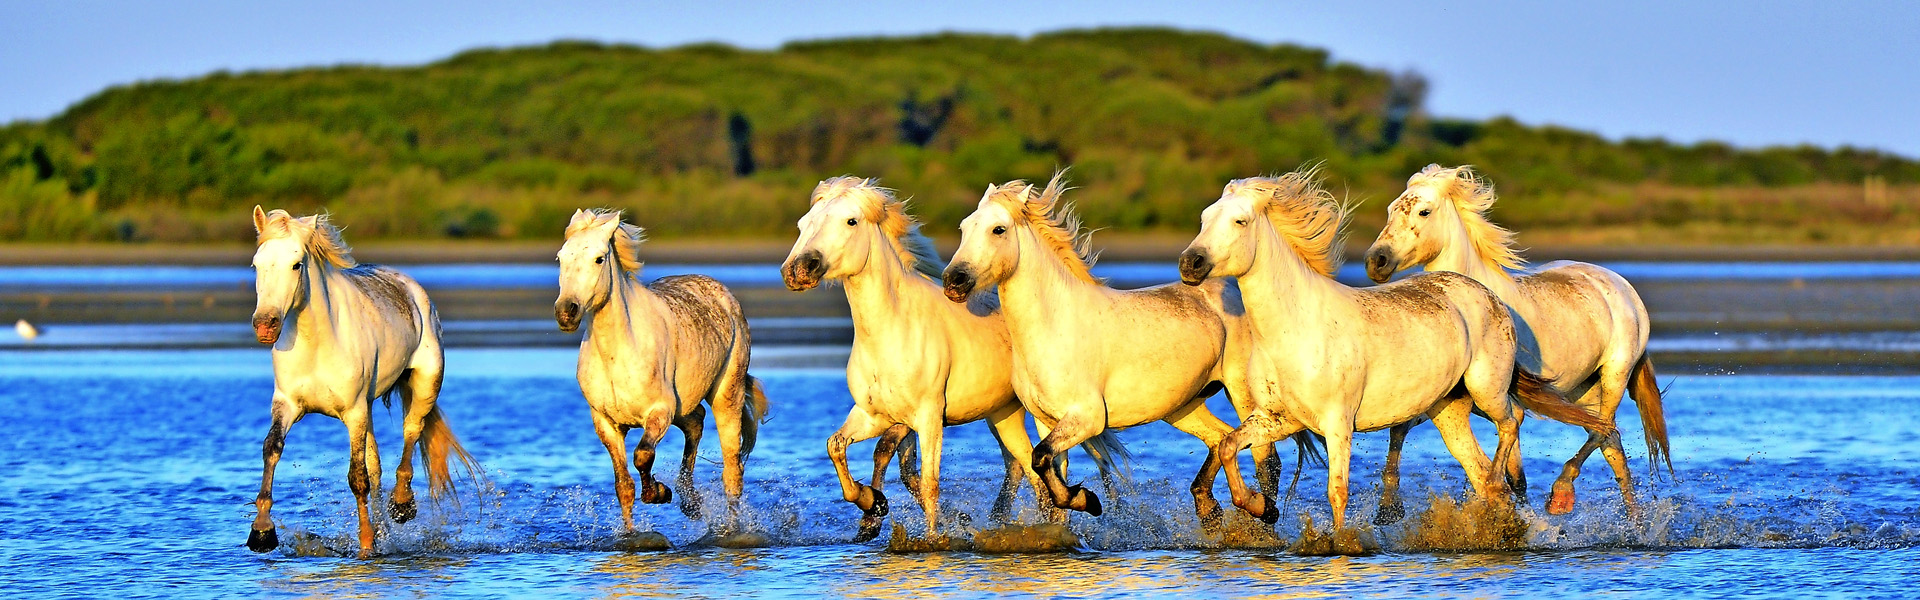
4, 28, 1918, 245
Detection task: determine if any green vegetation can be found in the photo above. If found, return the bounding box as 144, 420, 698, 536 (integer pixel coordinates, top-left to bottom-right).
4, 28, 1918, 244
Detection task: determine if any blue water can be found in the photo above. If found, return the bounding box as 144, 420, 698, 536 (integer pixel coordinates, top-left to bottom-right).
8, 261, 1920, 291
3, 348, 1918, 598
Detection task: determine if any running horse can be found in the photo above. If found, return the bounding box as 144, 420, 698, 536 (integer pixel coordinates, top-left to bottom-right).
943, 173, 1308, 526
555, 209, 769, 534
1364, 165, 1670, 515
245, 207, 479, 557
1177, 171, 1611, 539
782, 176, 1127, 541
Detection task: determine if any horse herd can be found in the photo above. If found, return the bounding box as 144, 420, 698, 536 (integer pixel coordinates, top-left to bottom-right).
241, 164, 1670, 557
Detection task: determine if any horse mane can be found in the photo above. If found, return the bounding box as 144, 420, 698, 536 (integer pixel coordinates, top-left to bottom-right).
566, 209, 647, 273
257, 209, 357, 269
983, 171, 1102, 284
1410, 164, 1524, 271
811, 176, 945, 281
1225, 168, 1349, 278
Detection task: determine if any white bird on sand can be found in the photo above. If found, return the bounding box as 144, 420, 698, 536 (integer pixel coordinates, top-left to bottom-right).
15, 319, 39, 341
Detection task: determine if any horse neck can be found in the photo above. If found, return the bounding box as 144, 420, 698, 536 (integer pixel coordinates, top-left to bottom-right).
841, 235, 939, 331
1236, 223, 1353, 336
1426, 214, 1520, 299
290, 261, 345, 340
996, 229, 1102, 336
587, 269, 659, 350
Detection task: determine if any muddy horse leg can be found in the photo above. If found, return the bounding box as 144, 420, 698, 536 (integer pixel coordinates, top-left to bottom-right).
1214, 411, 1305, 525
827, 408, 894, 542
344, 405, 378, 557
248, 399, 300, 552
1374, 422, 1413, 525
590, 414, 637, 531
672, 404, 707, 520
390, 368, 442, 523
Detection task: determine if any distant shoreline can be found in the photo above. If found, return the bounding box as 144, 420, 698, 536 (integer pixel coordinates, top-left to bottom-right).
8, 235, 1920, 266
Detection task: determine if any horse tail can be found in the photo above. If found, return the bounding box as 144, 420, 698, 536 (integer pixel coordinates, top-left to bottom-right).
421, 404, 482, 502
1627, 353, 1673, 475
740, 375, 769, 458
1511, 365, 1614, 435
1078, 430, 1135, 490
1292, 430, 1327, 468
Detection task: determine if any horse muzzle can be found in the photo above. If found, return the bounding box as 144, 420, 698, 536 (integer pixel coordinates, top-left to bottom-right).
252, 313, 282, 345
942, 266, 976, 303
555, 300, 582, 333
1178, 249, 1212, 286
1363, 247, 1398, 284
782, 252, 825, 292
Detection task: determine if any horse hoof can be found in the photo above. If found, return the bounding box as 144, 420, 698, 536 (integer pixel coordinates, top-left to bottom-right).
1547, 486, 1576, 515
861, 486, 889, 517
247, 527, 279, 553
642, 481, 673, 505
679, 499, 704, 521
854, 512, 885, 543
1372, 501, 1406, 526
1237, 493, 1278, 524
1070, 485, 1103, 517
390, 499, 417, 524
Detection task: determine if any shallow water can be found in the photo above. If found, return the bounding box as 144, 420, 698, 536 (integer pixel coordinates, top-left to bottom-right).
3, 348, 1919, 597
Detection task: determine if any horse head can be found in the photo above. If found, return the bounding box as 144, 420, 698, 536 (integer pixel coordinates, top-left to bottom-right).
556, 209, 643, 332
250, 206, 336, 345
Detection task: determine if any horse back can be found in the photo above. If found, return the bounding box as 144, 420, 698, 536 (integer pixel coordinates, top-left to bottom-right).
338, 264, 431, 343
1512, 261, 1647, 379
1356, 271, 1506, 347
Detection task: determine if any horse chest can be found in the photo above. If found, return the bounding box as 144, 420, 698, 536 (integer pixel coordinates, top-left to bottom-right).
576, 347, 674, 422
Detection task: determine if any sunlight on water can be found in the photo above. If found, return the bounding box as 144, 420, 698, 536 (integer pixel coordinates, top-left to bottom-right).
2, 348, 1918, 597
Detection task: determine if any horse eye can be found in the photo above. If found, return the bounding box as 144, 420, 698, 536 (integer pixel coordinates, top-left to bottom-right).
1234, 219, 1248, 226
992, 226, 1007, 235
291, 263, 301, 270
595, 256, 605, 264
1418, 209, 1432, 217
846, 218, 858, 227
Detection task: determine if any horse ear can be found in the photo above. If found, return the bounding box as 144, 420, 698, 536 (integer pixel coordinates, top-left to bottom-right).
252, 206, 267, 233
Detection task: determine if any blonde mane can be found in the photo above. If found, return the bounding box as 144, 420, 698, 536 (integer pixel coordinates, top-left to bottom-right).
565, 209, 648, 273
257, 209, 357, 269
811, 177, 945, 281
1225, 169, 1348, 278
1410, 164, 1524, 271
983, 171, 1101, 284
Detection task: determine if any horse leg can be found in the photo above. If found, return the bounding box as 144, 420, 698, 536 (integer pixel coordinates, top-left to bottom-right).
248, 398, 300, 552
1548, 371, 1628, 515
1220, 375, 1282, 500
632, 409, 673, 507
1373, 422, 1413, 526
671, 404, 707, 520
909, 416, 946, 538
390, 368, 440, 523
984, 403, 1039, 524
1322, 427, 1356, 532
1031, 417, 1102, 516
870, 423, 912, 501
1426, 397, 1502, 501
590, 414, 637, 531
1164, 400, 1236, 527
344, 405, 377, 557
1213, 411, 1304, 525
1599, 433, 1639, 514
827, 407, 894, 542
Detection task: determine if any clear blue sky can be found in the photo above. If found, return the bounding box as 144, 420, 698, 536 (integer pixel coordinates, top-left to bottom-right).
4, 1, 1916, 155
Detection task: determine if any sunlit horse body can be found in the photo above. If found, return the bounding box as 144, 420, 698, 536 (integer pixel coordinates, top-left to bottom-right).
943, 174, 1298, 525
245, 207, 479, 557
782, 177, 1127, 540
1177, 172, 1611, 537
555, 210, 768, 533
1364, 165, 1670, 515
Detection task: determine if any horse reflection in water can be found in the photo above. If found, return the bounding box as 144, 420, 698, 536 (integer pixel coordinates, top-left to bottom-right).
783, 177, 1128, 542
1178, 170, 1609, 550
944, 173, 1317, 529
245, 206, 480, 558
555, 209, 769, 539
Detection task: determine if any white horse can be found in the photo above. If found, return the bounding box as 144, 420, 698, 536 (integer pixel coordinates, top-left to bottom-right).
555, 209, 768, 533
1177, 172, 1611, 536
943, 173, 1302, 526
245, 207, 479, 558
781, 177, 1127, 541
1363, 165, 1670, 515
